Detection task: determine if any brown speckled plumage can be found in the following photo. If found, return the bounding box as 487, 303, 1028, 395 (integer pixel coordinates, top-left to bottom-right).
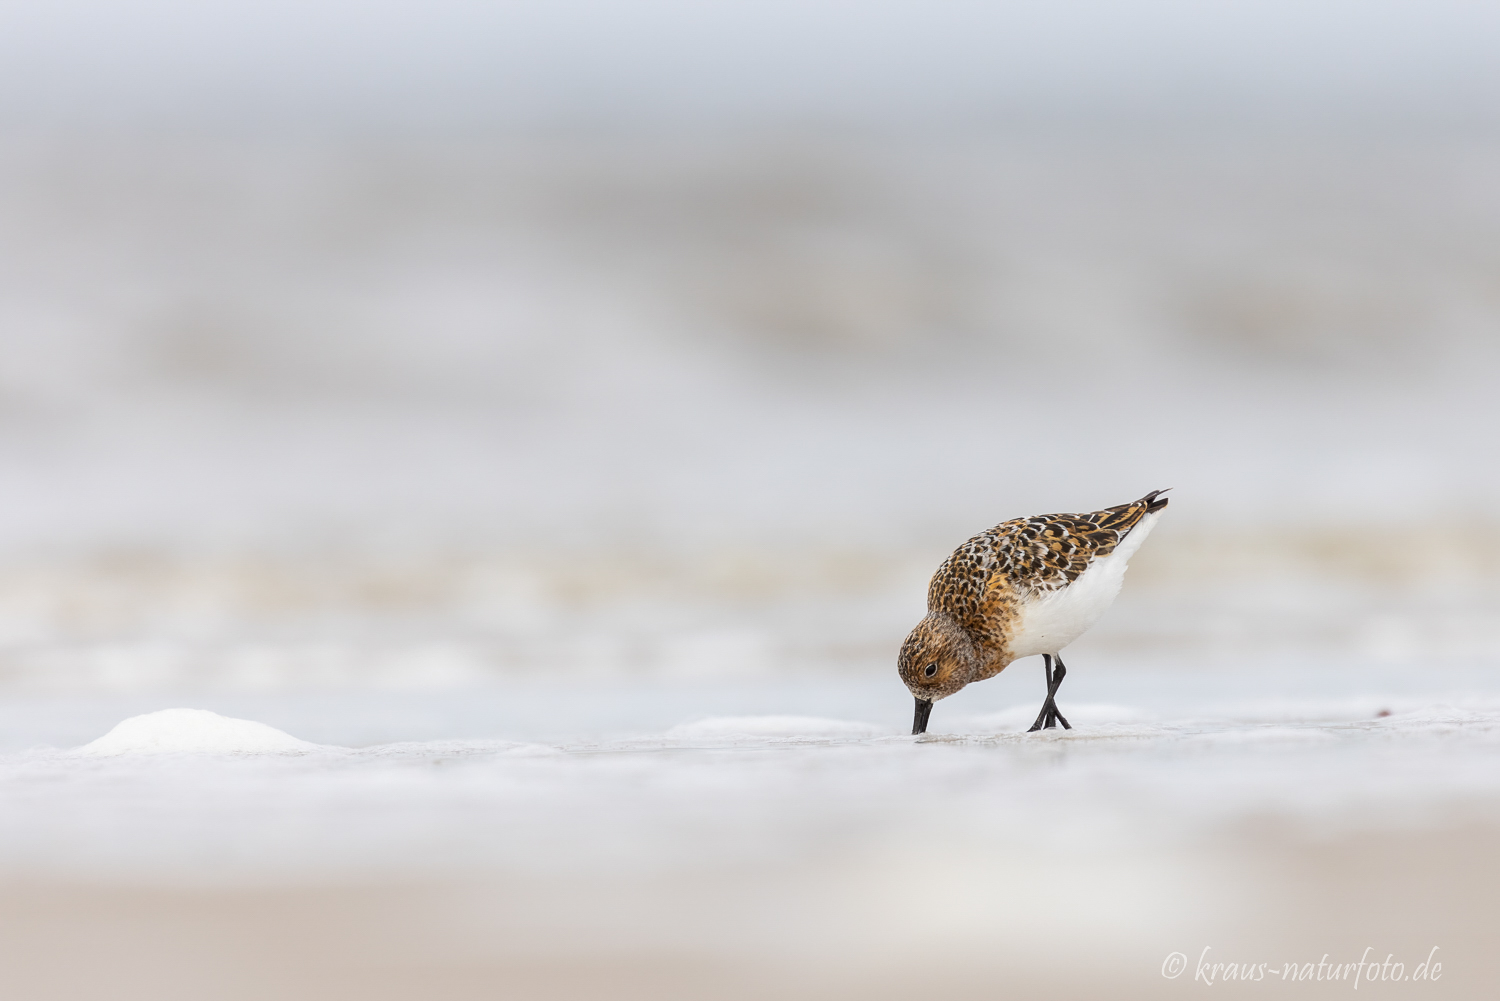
900, 490, 1169, 733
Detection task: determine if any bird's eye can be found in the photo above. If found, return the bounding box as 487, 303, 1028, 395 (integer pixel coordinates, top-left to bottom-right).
924, 663, 938, 678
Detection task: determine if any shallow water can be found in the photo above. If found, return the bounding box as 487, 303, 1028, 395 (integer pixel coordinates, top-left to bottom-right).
6, 662, 1500, 880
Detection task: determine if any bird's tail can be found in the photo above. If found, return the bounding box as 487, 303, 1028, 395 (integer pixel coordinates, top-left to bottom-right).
1140, 488, 1171, 513
1089, 489, 1171, 534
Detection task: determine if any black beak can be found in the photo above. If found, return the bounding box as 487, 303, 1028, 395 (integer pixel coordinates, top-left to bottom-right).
912, 698, 933, 735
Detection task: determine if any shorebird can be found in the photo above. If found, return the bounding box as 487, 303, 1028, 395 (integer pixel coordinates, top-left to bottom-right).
899, 490, 1168, 735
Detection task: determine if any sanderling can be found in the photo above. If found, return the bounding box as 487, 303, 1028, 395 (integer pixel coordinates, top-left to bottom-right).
900, 489, 1169, 735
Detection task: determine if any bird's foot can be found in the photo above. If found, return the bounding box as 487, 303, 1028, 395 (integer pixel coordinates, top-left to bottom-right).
1026, 699, 1072, 732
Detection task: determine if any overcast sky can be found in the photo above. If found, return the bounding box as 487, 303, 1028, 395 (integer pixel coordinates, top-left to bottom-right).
0, 1, 1497, 129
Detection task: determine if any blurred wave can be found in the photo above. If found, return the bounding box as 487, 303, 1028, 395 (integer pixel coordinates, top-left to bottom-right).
0, 524, 1496, 692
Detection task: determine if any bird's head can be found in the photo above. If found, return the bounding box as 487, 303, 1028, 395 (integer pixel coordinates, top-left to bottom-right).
898, 613, 979, 734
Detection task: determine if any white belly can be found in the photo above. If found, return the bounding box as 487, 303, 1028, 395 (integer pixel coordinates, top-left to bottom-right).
1006, 510, 1160, 659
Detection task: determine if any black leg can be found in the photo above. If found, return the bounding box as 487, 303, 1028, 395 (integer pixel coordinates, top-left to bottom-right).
1026, 655, 1054, 732
1027, 654, 1073, 732
1049, 655, 1071, 730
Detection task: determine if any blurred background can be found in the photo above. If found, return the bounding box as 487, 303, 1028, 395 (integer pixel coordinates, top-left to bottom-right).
1, 1, 1499, 998
0, 0, 1498, 692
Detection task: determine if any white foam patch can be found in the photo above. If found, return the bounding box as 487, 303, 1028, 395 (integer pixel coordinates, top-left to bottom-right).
666, 716, 883, 739
73, 709, 323, 756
